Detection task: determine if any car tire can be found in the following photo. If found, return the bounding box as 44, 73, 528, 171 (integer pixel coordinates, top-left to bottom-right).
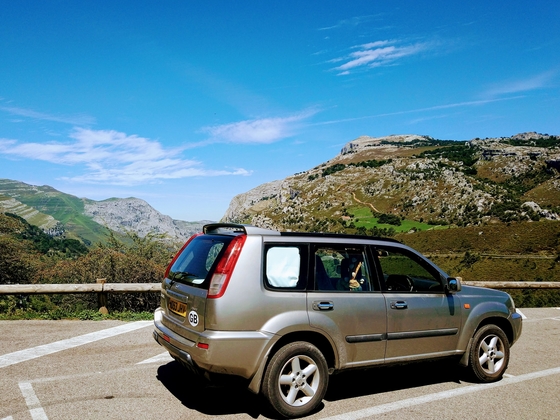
468, 324, 510, 382
262, 341, 328, 418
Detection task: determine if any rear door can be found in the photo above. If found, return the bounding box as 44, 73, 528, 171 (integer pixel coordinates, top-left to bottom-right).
307, 244, 387, 368
162, 234, 234, 337
374, 246, 462, 361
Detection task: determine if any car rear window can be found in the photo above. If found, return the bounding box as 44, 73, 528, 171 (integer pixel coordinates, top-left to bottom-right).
167, 234, 234, 288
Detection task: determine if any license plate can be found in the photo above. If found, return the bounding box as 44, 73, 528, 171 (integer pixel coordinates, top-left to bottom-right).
168, 298, 187, 317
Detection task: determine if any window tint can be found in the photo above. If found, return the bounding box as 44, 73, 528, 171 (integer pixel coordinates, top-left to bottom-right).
264, 245, 307, 290
168, 235, 232, 288
375, 247, 443, 292
314, 245, 374, 292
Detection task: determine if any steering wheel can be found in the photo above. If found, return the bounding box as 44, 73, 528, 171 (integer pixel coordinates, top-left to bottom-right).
387, 275, 414, 291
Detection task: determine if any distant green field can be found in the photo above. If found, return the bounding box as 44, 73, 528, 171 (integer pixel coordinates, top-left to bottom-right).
348, 206, 445, 232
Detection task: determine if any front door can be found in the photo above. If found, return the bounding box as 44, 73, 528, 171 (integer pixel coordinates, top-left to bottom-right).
374, 246, 462, 362
308, 244, 387, 368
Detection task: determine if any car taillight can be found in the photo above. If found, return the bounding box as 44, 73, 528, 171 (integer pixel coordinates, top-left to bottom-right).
164, 233, 203, 279
207, 234, 247, 298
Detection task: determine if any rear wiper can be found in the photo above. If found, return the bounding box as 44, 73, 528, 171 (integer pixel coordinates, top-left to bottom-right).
170, 271, 198, 281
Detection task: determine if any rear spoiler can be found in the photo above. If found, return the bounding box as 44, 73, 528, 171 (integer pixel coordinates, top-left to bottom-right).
203, 223, 280, 236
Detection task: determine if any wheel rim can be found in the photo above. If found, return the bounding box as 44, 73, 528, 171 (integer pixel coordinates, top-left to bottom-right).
477, 333, 506, 374
277, 354, 321, 407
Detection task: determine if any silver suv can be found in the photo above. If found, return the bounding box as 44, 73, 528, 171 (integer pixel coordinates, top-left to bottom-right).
153, 223, 522, 418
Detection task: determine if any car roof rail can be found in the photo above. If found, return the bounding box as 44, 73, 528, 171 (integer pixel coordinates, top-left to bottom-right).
279, 231, 401, 243
203, 223, 400, 242
203, 223, 281, 236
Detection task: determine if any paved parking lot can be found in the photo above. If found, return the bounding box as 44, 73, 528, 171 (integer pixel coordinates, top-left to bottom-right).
1, 308, 559, 419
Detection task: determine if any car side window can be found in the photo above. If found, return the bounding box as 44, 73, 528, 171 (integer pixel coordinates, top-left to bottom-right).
374, 247, 443, 292
313, 245, 374, 292
264, 245, 307, 290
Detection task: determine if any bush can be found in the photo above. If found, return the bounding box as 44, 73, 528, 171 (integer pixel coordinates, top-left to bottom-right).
0, 224, 178, 317
35, 231, 175, 313
378, 213, 402, 226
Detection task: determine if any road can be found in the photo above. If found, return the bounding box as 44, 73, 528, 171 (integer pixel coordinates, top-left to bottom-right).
1, 308, 559, 420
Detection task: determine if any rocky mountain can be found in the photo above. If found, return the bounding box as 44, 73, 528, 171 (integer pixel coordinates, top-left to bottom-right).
0, 179, 210, 245
82, 197, 210, 243
2, 132, 558, 246
222, 132, 560, 232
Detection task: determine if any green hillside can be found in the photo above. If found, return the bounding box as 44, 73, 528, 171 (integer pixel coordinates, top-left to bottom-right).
0, 179, 110, 245
0, 212, 169, 319
396, 221, 560, 307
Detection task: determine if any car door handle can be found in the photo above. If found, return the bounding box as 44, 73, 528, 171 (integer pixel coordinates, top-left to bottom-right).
390, 300, 408, 310
313, 301, 334, 311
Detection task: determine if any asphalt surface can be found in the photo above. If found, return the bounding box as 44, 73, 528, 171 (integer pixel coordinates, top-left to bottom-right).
1, 308, 559, 420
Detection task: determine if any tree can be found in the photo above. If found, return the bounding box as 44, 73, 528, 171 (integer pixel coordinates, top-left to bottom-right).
0, 236, 39, 284
378, 213, 402, 226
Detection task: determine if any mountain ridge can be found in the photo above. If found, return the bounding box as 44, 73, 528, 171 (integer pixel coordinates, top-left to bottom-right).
2, 131, 559, 245
221, 132, 560, 232
0, 179, 211, 245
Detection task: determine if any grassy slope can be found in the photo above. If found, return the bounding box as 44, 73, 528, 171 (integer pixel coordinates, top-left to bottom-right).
396, 220, 560, 282
0, 180, 108, 245
397, 220, 560, 254
348, 206, 447, 233
21, 194, 107, 244
396, 220, 560, 307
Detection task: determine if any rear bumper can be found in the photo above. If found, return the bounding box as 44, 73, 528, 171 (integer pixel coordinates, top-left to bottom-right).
152, 328, 202, 375
153, 307, 276, 380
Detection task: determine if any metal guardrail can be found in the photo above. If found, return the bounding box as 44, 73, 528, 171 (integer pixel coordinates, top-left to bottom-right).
462, 281, 560, 289
0, 281, 557, 313
0, 280, 162, 314
0, 283, 162, 294
0, 281, 559, 295
1, 281, 560, 295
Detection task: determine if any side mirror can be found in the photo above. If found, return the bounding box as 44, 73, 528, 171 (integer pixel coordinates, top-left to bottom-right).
446, 276, 462, 293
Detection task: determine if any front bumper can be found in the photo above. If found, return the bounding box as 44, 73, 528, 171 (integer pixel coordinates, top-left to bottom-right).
511, 309, 523, 345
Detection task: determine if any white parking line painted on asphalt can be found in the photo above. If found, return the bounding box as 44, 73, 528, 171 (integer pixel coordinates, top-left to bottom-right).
321, 366, 560, 420
137, 351, 174, 365
8, 364, 157, 420
0, 321, 152, 368
516, 309, 527, 319
19, 382, 48, 420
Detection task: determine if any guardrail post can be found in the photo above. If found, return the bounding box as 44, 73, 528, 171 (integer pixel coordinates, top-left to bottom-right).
96, 278, 109, 314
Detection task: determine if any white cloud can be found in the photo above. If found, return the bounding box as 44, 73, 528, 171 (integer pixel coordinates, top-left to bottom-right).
482, 71, 557, 98
331, 40, 428, 75
310, 96, 524, 126
318, 15, 381, 31
0, 128, 251, 185
0, 105, 96, 125
201, 110, 318, 144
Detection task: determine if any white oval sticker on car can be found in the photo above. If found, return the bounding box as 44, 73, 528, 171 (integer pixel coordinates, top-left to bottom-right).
188, 310, 199, 327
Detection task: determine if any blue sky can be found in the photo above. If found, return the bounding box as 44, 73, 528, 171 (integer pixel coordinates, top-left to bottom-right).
1, 1, 559, 221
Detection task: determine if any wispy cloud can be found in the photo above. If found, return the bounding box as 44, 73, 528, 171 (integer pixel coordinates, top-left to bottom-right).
201, 110, 318, 144
318, 15, 381, 31
0, 105, 96, 126
330, 39, 429, 75
0, 128, 250, 185
311, 96, 525, 126
482, 71, 557, 98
